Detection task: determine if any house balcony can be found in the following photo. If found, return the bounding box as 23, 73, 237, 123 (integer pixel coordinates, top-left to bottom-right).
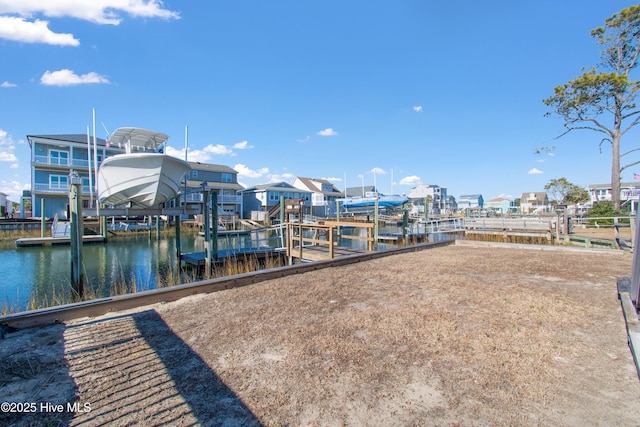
33, 155, 102, 170
33, 183, 95, 195
183, 193, 242, 205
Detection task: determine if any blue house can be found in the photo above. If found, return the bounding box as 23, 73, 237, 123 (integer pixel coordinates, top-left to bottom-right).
27, 133, 112, 219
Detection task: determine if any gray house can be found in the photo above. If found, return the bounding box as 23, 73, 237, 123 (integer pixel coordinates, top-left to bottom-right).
242, 182, 312, 221
182, 162, 244, 221
344, 185, 377, 198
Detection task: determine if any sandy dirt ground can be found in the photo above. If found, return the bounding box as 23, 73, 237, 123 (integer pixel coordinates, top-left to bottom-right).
2, 242, 640, 426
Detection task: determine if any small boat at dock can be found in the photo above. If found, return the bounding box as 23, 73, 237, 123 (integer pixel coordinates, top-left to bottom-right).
97, 127, 191, 208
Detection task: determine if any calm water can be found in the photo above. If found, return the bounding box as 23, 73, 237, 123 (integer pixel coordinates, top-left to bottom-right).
0, 233, 205, 312
0, 227, 454, 313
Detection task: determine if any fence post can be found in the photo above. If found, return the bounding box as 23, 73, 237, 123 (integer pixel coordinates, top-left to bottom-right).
631, 210, 640, 307
69, 172, 84, 300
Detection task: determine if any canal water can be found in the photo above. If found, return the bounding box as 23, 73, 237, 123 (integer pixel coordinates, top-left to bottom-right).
0, 227, 454, 314
0, 233, 207, 313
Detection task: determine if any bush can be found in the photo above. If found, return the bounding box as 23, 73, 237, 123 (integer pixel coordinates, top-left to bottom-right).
586, 201, 630, 225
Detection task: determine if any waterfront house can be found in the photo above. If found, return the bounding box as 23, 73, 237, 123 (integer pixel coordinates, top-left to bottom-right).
242, 182, 312, 222
445, 195, 458, 213
407, 184, 450, 214
588, 182, 640, 210
345, 185, 377, 198
27, 133, 111, 219
457, 194, 484, 211
292, 177, 344, 217
484, 197, 514, 215
0, 192, 7, 217
519, 192, 549, 214
181, 162, 244, 222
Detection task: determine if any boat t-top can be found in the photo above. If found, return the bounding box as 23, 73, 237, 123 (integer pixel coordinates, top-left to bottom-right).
97, 127, 191, 209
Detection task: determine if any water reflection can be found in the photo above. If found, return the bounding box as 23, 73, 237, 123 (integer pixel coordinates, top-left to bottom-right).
0, 228, 455, 313
0, 233, 203, 312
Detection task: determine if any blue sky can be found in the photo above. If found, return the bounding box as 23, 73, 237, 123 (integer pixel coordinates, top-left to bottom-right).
1, 0, 639, 204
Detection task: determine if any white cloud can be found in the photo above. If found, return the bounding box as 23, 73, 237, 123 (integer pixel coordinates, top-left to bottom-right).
370, 167, 386, 175
317, 128, 337, 136
0, 151, 17, 162
296, 136, 310, 143
233, 140, 253, 150
204, 144, 234, 156
0, 16, 79, 46
412, 106, 423, 112
528, 168, 543, 175
270, 173, 294, 183
234, 164, 269, 179
168, 142, 244, 162
0, 179, 29, 200
323, 177, 342, 183
0, 1, 180, 26
164, 146, 188, 159
40, 69, 109, 86
0, 1, 179, 45
0, 129, 17, 162
1, 80, 17, 88
399, 175, 421, 186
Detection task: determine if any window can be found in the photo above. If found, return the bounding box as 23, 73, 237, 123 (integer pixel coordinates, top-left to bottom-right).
50, 150, 69, 166
50, 175, 69, 189
222, 173, 232, 183
192, 170, 198, 179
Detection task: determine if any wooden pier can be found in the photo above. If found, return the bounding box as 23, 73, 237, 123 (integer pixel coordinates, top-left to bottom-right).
181, 247, 286, 274
15, 235, 106, 247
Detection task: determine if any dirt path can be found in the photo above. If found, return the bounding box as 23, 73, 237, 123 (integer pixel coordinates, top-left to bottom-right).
2, 243, 640, 426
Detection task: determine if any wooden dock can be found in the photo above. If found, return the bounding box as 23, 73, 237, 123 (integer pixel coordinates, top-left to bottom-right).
15, 235, 106, 247
181, 247, 284, 269
293, 244, 366, 262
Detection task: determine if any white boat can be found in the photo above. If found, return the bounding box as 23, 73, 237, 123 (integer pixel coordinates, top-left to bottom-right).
97, 127, 191, 208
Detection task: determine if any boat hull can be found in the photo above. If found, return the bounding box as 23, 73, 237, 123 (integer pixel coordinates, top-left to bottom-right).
97, 153, 191, 208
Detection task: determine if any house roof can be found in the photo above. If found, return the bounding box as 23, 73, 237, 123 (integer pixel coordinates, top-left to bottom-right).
520, 191, 548, 201
188, 162, 237, 174
243, 182, 312, 193
588, 182, 640, 189
27, 134, 108, 146
295, 177, 344, 196
184, 180, 244, 191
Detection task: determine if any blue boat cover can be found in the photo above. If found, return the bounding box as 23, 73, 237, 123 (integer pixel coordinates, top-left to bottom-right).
340, 195, 409, 208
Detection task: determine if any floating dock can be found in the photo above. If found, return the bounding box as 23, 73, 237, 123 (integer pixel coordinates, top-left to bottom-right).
181, 247, 285, 270
15, 235, 106, 247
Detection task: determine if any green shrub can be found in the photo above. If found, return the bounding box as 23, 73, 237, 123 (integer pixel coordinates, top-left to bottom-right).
587, 201, 630, 225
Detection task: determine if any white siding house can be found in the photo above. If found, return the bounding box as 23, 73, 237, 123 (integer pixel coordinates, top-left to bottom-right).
588, 182, 640, 209
292, 177, 344, 217
458, 194, 484, 211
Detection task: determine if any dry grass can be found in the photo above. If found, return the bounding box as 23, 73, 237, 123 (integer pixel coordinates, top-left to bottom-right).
2, 243, 640, 426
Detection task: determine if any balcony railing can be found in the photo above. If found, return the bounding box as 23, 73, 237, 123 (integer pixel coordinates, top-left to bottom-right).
33, 155, 102, 170
184, 193, 242, 204
33, 183, 94, 194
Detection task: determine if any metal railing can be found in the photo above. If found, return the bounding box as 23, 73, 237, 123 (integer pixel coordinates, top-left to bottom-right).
33, 155, 101, 170
33, 183, 94, 194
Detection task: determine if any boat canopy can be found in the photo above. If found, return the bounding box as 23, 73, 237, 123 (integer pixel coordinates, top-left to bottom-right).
108, 127, 169, 153
340, 195, 409, 208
